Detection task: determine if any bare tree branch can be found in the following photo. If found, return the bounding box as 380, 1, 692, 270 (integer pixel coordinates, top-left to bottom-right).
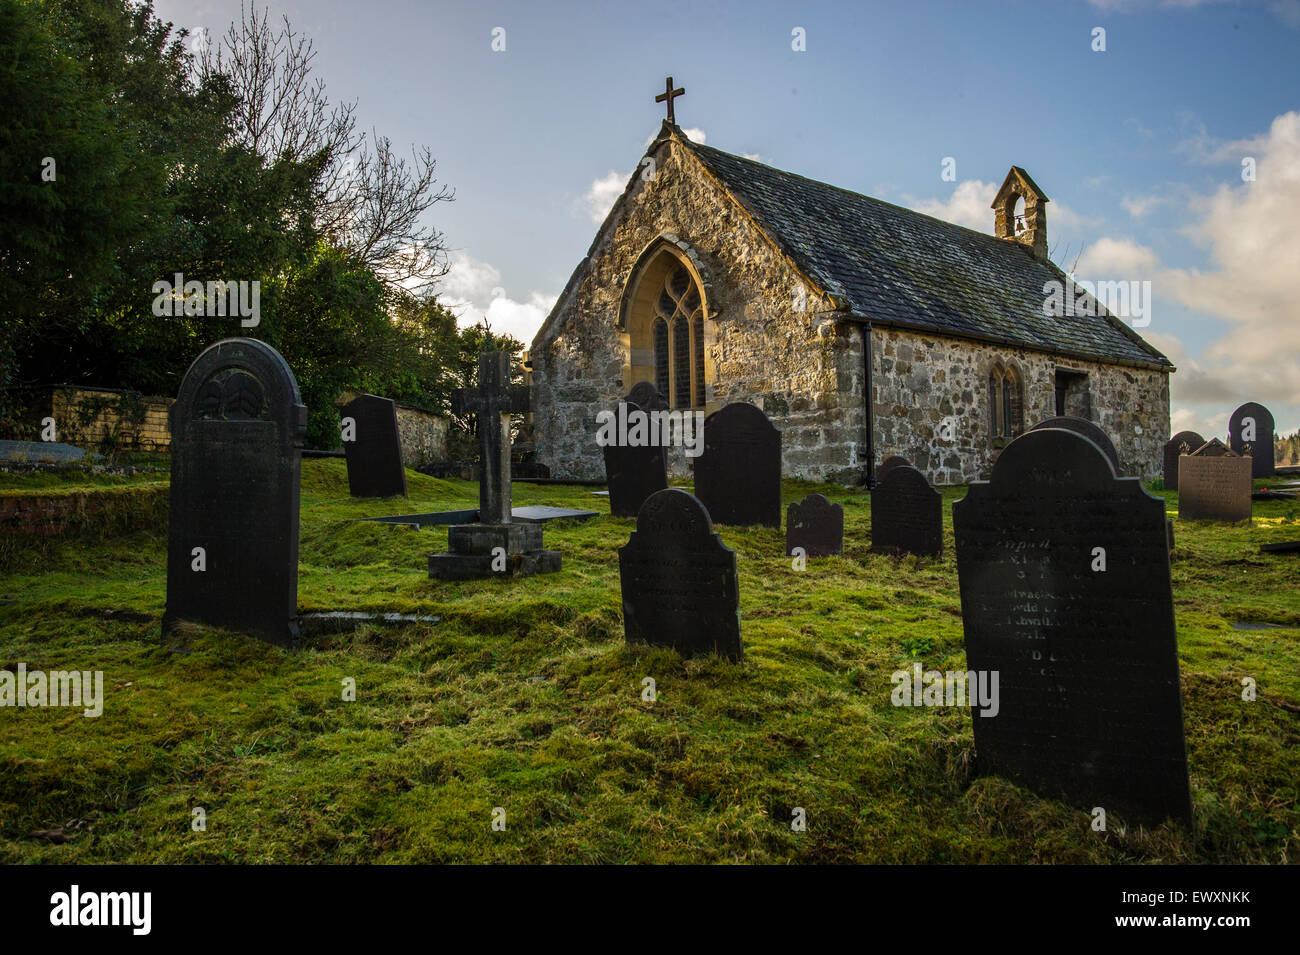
197, 2, 452, 292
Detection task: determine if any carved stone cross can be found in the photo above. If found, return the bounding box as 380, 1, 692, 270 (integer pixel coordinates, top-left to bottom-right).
451, 351, 530, 524
655, 76, 685, 125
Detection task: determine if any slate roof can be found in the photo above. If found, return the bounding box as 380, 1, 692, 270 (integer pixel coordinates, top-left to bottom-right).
681, 135, 1171, 370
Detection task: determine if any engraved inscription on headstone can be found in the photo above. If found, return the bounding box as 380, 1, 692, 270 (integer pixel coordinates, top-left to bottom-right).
602, 400, 668, 518
1162, 430, 1204, 492
953, 428, 1192, 826
693, 402, 781, 528
1229, 401, 1275, 478
1179, 450, 1253, 523
164, 338, 308, 647
339, 393, 407, 498
872, 464, 943, 557
1029, 415, 1121, 474
618, 488, 741, 660
786, 493, 843, 557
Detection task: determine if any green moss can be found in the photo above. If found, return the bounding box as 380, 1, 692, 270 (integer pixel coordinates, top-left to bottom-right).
0, 459, 1295, 862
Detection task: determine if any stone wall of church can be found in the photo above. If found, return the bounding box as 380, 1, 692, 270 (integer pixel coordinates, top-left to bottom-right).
870, 327, 1171, 484
530, 136, 863, 484
531, 133, 1171, 488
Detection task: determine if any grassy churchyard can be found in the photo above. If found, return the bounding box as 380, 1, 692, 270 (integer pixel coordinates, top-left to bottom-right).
1, 458, 1296, 864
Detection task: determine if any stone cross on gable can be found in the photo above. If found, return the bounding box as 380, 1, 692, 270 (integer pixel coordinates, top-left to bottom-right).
451, 351, 530, 524
655, 76, 685, 125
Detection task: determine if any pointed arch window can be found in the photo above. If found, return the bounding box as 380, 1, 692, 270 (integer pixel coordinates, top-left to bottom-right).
638, 261, 706, 409
989, 364, 1023, 444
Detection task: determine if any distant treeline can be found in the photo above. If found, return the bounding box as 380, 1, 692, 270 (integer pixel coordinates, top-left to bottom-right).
0, 0, 520, 449
1276, 430, 1299, 466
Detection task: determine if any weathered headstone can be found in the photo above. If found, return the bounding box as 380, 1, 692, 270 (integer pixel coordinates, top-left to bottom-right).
163, 338, 307, 646
618, 488, 741, 660
1179, 443, 1252, 522
872, 464, 943, 557
877, 455, 910, 485
1229, 401, 1275, 478
428, 352, 560, 579
786, 493, 843, 557
339, 394, 407, 498
693, 402, 781, 527
625, 380, 669, 412
953, 428, 1191, 826
1162, 430, 1204, 492
1029, 415, 1121, 474
602, 401, 668, 517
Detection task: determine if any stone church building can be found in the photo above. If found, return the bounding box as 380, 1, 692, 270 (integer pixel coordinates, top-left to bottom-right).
528, 120, 1172, 486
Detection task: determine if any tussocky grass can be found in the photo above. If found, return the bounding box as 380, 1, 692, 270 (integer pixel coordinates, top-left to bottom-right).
0, 458, 1296, 863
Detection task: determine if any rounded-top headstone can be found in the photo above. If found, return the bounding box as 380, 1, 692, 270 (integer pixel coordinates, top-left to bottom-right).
625, 380, 669, 412
1163, 430, 1204, 492
872, 463, 943, 557
786, 492, 844, 557
952, 426, 1190, 827
1228, 402, 1275, 478
1028, 416, 1120, 476
602, 399, 669, 518
165, 337, 308, 647
618, 488, 741, 660
693, 401, 782, 528
877, 455, 910, 484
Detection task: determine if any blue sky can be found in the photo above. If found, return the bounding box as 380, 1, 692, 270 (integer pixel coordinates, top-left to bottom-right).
156, 0, 1300, 440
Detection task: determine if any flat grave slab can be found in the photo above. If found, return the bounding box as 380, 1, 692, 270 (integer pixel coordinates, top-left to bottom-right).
0, 440, 102, 466
510, 505, 599, 523
362, 505, 596, 527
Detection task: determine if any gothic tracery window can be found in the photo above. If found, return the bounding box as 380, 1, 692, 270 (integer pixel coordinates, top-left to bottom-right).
648, 263, 705, 409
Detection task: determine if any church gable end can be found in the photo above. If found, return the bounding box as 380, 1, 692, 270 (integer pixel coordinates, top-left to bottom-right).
530, 127, 859, 482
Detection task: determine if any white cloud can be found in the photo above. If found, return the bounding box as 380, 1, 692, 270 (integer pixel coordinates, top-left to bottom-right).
582, 170, 626, 224
1074, 112, 1300, 430
1087, 0, 1300, 26
905, 179, 1095, 238
1075, 235, 1162, 275
908, 179, 998, 232
1121, 194, 1162, 218
584, 128, 715, 225
439, 251, 558, 344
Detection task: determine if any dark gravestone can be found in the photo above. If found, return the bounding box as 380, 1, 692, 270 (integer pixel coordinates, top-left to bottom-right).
876, 455, 910, 485
602, 401, 668, 517
1162, 431, 1204, 492
786, 493, 843, 557
1179, 445, 1252, 523
1229, 402, 1275, 478
693, 402, 781, 528
625, 380, 669, 412
618, 489, 741, 660
428, 352, 559, 579
164, 338, 307, 646
872, 464, 943, 557
953, 428, 1191, 826
1029, 416, 1121, 474
339, 394, 407, 498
